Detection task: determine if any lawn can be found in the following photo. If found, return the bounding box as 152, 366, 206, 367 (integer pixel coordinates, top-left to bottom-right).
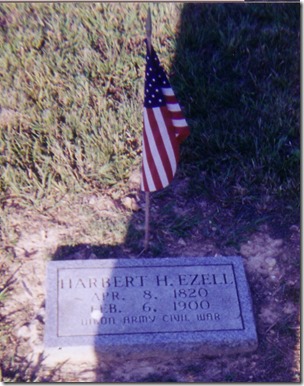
0, 2, 300, 382
0, 3, 299, 216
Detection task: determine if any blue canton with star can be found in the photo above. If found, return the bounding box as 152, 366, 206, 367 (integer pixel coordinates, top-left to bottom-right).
144, 42, 171, 108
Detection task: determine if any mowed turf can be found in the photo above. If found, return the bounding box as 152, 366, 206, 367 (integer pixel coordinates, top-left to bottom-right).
0, 3, 300, 216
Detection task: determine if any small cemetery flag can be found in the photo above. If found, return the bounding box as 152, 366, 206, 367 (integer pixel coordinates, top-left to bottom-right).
141, 40, 190, 192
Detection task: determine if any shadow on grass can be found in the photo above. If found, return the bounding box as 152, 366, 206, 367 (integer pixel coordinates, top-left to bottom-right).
172, 2, 300, 227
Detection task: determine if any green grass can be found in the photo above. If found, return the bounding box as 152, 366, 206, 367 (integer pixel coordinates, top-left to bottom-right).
0, 3, 152, 202
0, 3, 300, 219
173, 4, 300, 216
0, 5, 300, 380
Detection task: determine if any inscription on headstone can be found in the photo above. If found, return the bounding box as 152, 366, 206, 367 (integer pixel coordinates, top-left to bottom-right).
45, 257, 257, 362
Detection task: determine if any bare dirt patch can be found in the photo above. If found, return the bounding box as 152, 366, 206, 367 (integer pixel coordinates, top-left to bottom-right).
0, 174, 300, 382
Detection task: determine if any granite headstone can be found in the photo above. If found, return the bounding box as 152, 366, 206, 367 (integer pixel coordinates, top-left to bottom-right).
44, 256, 257, 363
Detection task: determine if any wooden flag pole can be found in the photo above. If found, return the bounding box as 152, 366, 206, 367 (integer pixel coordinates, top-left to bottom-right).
146, 7, 152, 53
144, 191, 150, 250
144, 7, 152, 251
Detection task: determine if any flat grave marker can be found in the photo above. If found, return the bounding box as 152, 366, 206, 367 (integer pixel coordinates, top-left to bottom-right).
44, 256, 258, 363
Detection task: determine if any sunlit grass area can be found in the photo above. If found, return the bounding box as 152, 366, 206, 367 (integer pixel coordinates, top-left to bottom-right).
0, 3, 158, 203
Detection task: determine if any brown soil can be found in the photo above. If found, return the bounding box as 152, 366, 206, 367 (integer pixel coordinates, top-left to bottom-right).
0, 171, 300, 382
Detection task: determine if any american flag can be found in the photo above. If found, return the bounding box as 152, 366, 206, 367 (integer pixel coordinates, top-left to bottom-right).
141, 41, 190, 192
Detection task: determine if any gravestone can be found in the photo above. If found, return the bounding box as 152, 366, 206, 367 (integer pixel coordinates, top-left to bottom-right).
44, 256, 257, 364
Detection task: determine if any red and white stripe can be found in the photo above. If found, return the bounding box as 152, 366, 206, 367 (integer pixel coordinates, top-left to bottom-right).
141, 87, 189, 192
162, 87, 189, 144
